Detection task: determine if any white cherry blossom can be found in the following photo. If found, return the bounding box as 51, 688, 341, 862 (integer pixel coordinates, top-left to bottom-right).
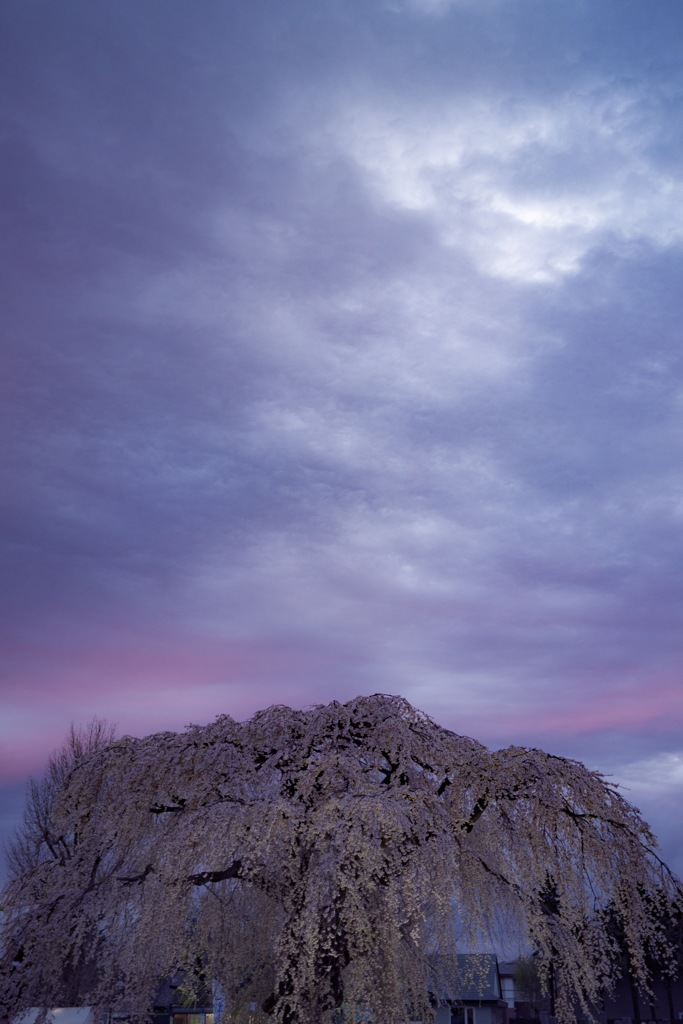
1, 697, 678, 1024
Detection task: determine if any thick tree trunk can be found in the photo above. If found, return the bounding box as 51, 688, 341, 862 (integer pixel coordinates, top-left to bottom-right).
665, 977, 674, 1024
262, 884, 349, 1023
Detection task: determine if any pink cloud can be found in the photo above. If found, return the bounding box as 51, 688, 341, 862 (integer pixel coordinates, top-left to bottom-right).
0, 636, 352, 783
469, 675, 683, 747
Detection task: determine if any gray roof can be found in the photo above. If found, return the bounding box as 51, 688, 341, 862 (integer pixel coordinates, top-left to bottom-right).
442, 954, 502, 1003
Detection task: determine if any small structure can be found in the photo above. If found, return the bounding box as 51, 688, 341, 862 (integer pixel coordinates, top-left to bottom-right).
12, 1012, 95, 1024
434, 954, 509, 1024
150, 972, 214, 1024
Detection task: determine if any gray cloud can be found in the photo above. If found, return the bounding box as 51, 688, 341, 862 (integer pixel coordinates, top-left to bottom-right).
2, 0, 683, 882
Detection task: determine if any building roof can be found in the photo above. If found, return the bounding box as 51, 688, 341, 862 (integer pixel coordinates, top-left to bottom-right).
14, 1011, 95, 1024
442, 954, 502, 1003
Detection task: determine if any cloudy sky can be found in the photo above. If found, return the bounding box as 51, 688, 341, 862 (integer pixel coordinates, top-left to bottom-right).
2, 0, 683, 884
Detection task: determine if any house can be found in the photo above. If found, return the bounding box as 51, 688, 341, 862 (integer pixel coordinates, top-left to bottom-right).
434, 954, 509, 1024
11, 1012, 95, 1024
600, 969, 683, 1024
150, 972, 214, 1024
495, 955, 683, 1024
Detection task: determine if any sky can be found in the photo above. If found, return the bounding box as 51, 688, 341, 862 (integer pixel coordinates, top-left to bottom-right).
1, 0, 683, 887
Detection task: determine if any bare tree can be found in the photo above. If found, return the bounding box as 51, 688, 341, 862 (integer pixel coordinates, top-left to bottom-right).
6, 719, 116, 877
1, 696, 679, 1024
2, 719, 117, 1005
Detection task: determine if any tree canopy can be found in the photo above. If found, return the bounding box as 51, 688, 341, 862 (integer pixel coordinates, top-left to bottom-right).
1, 695, 680, 1024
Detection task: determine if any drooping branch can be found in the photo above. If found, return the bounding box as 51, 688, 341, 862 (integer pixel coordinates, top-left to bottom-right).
118, 863, 155, 886
188, 862, 245, 887
2, 696, 677, 1024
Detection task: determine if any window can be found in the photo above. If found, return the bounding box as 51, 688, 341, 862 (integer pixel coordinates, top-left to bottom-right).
173, 1014, 209, 1024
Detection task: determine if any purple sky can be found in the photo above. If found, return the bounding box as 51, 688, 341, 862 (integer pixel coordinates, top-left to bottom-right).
2, 0, 683, 885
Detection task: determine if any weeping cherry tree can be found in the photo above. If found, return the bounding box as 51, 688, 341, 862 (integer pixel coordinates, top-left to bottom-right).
1, 695, 680, 1024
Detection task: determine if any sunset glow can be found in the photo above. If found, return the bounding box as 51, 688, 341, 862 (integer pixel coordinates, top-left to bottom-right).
2, 0, 683, 882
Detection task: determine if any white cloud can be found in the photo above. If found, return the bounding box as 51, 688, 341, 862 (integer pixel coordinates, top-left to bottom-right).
613, 751, 683, 798
332, 85, 683, 283
385, 0, 502, 15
